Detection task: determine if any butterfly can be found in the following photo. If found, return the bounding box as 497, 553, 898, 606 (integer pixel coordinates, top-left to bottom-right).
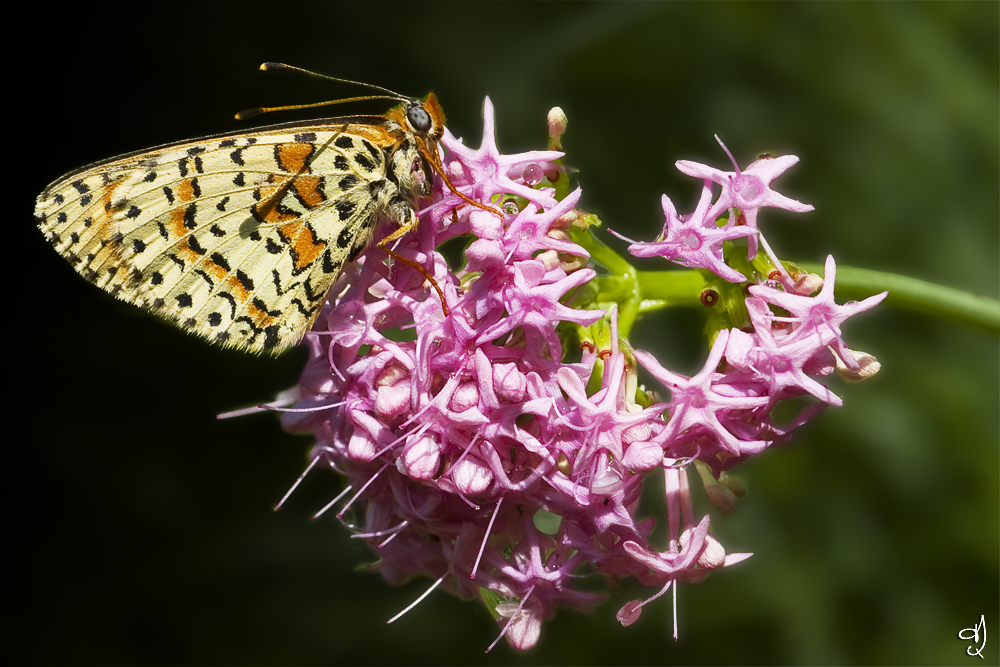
35, 63, 491, 354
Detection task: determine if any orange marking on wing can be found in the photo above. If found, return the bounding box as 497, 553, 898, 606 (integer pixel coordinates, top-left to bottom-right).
169, 206, 188, 237
292, 175, 325, 208
340, 124, 395, 147
227, 274, 250, 302
278, 221, 326, 271
177, 178, 198, 202
205, 256, 229, 281
176, 238, 202, 264
82, 179, 124, 247
253, 180, 298, 224
248, 302, 276, 328
276, 143, 314, 173
86, 214, 116, 243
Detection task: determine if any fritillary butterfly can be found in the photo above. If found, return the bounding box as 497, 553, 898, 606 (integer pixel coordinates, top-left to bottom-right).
35, 63, 483, 354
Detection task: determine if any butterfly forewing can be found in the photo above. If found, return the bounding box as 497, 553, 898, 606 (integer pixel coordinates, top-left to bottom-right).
37, 112, 431, 353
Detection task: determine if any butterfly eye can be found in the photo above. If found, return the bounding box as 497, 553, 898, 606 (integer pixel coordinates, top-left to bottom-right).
407, 104, 432, 132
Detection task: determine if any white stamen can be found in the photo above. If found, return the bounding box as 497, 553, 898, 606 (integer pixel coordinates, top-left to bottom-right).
336, 462, 390, 518
312, 484, 353, 519
471, 496, 503, 579
274, 456, 320, 510
385, 572, 447, 624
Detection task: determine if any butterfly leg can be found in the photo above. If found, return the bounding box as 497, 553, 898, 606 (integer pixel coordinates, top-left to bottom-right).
376, 213, 450, 317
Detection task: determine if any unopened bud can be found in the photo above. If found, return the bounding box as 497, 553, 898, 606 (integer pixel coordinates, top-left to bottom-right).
547, 106, 568, 149
719, 472, 748, 498
552, 210, 578, 229
793, 271, 824, 296
835, 349, 881, 381
705, 483, 738, 515
697, 534, 727, 569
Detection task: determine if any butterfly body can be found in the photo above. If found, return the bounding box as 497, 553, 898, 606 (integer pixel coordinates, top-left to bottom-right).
36, 94, 445, 354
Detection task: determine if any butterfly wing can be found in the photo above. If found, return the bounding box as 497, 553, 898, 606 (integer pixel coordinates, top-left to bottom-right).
36, 121, 405, 353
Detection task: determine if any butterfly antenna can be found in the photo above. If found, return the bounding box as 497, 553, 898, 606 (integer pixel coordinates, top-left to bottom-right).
262, 62, 411, 98
236, 95, 402, 120
234, 62, 412, 121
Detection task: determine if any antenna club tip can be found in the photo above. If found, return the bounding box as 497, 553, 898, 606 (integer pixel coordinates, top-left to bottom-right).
260, 62, 287, 71
235, 107, 263, 120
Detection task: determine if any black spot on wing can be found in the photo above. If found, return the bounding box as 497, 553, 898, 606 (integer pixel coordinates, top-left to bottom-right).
362, 140, 381, 163
210, 252, 231, 272
236, 269, 254, 292
183, 204, 197, 229
187, 236, 206, 255
336, 201, 355, 221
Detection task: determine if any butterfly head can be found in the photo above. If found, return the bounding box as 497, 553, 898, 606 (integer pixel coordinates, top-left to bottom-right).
385, 94, 446, 199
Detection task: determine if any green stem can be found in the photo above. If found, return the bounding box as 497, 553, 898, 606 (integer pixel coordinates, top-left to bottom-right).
798, 263, 1000, 336
573, 228, 641, 336
635, 270, 707, 311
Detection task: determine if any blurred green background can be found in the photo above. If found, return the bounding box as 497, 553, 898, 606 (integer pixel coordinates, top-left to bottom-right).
12, 2, 997, 664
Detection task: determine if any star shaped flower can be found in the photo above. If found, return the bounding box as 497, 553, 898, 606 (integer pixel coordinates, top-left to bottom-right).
439, 96, 565, 213
748, 255, 887, 369
635, 330, 770, 456
676, 136, 814, 258
622, 180, 757, 282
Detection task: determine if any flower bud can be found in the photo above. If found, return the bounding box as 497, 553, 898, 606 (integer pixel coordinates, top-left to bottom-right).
547, 106, 568, 149
493, 363, 527, 403
399, 435, 441, 480
793, 271, 824, 295
719, 472, 748, 498
347, 429, 377, 462
450, 381, 480, 413
622, 441, 663, 472
835, 349, 881, 381
299, 359, 337, 395
501, 606, 542, 651
452, 456, 493, 495
705, 482, 738, 515
696, 534, 727, 569
470, 209, 503, 239
375, 382, 410, 418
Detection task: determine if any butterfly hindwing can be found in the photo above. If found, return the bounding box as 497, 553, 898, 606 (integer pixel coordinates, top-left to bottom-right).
37, 121, 409, 353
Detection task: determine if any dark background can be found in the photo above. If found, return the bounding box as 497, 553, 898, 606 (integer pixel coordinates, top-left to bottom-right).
10, 2, 997, 664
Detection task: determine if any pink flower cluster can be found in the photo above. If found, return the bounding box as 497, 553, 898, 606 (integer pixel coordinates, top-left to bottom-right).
273, 100, 885, 650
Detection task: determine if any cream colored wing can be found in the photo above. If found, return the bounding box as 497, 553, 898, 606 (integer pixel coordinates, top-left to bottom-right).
36, 123, 406, 353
